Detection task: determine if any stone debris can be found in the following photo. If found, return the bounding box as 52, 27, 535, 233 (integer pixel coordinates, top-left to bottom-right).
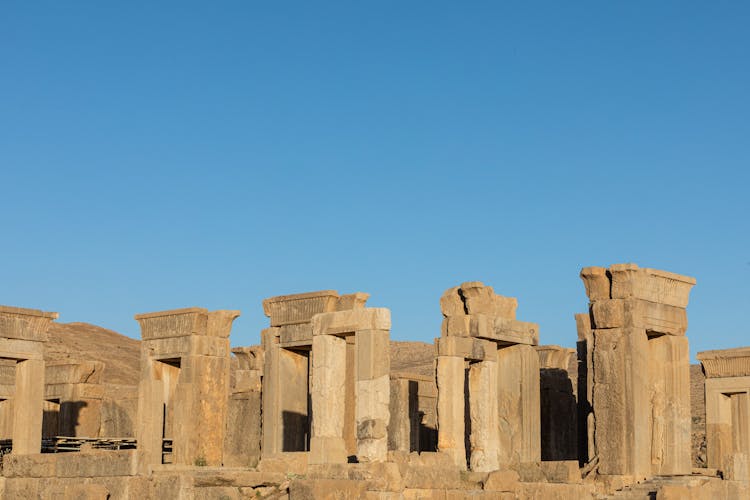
0, 264, 746, 499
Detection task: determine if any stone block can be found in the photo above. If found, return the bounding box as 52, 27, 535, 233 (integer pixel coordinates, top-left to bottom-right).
483, 469, 520, 491
609, 263, 695, 308
591, 298, 688, 335
698, 347, 750, 378
403, 489, 448, 500
336, 293, 370, 311
64, 483, 109, 500
279, 323, 314, 344
312, 308, 391, 336
135, 308, 239, 340
579, 267, 610, 302
257, 452, 309, 475
233, 369, 261, 393
0, 305, 58, 342
45, 361, 104, 385
231, 346, 264, 370
540, 460, 581, 483
0, 337, 44, 360
223, 392, 262, 467
436, 336, 496, 361
2, 453, 56, 478
357, 330, 390, 380
459, 281, 517, 319
55, 450, 138, 477
516, 482, 595, 499
289, 479, 367, 500
263, 290, 340, 327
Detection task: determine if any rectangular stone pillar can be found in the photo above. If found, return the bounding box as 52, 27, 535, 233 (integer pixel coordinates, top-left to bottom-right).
468, 359, 499, 472
593, 327, 650, 478
309, 334, 347, 464
13, 358, 45, 454
388, 377, 413, 452
648, 335, 691, 475
497, 344, 541, 466
437, 355, 466, 469
355, 329, 390, 462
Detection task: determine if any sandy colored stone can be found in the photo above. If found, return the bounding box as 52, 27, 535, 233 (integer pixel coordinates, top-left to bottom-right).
497, 344, 541, 466
310, 334, 347, 464
436, 355, 467, 469
436, 336, 496, 361
648, 334, 692, 475
289, 478, 367, 500
698, 347, 750, 378
592, 327, 650, 478
483, 469, 520, 491
263, 290, 340, 327
0, 305, 58, 342
579, 266, 610, 302
312, 308, 391, 336
336, 292, 370, 311
468, 360, 499, 472
591, 298, 688, 336
459, 282, 517, 319
608, 263, 696, 308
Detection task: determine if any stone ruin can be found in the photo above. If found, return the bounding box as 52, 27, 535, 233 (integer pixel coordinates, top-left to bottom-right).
0, 263, 747, 499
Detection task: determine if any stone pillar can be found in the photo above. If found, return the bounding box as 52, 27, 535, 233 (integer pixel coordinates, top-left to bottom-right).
536, 345, 577, 461
388, 376, 415, 452
648, 335, 691, 475
593, 327, 650, 477
355, 329, 390, 462
437, 355, 466, 469
580, 263, 695, 480
309, 333, 347, 464
135, 307, 239, 470
469, 359, 499, 472
575, 313, 595, 466
497, 344, 541, 465
0, 305, 57, 455
224, 347, 263, 467
698, 347, 750, 481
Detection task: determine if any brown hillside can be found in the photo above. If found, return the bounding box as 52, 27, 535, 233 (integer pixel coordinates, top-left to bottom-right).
45, 322, 140, 387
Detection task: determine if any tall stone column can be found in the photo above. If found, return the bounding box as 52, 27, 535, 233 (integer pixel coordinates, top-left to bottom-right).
437, 355, 467, 469
469, 359, 499, 472
497, 344, 541, 465
355, 329, 390, 462
0, 305, 57, 455
580, 263, 695, 480
309, 333, 347, 464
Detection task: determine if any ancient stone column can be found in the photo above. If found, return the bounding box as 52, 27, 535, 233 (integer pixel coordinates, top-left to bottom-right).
355, 328, 390, 462
224, 346, 263, 467
437, 355, 467, 469
497, 344, 541, 465
698, 347, 750, 481
0, 305, 57, 455
469, 359, 499, 472
309, 333, 347, 464
579, 264, 695, 480
135, 307, 239, 470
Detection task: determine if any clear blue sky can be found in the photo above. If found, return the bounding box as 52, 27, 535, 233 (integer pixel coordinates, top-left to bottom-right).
2, 2, 748, 360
